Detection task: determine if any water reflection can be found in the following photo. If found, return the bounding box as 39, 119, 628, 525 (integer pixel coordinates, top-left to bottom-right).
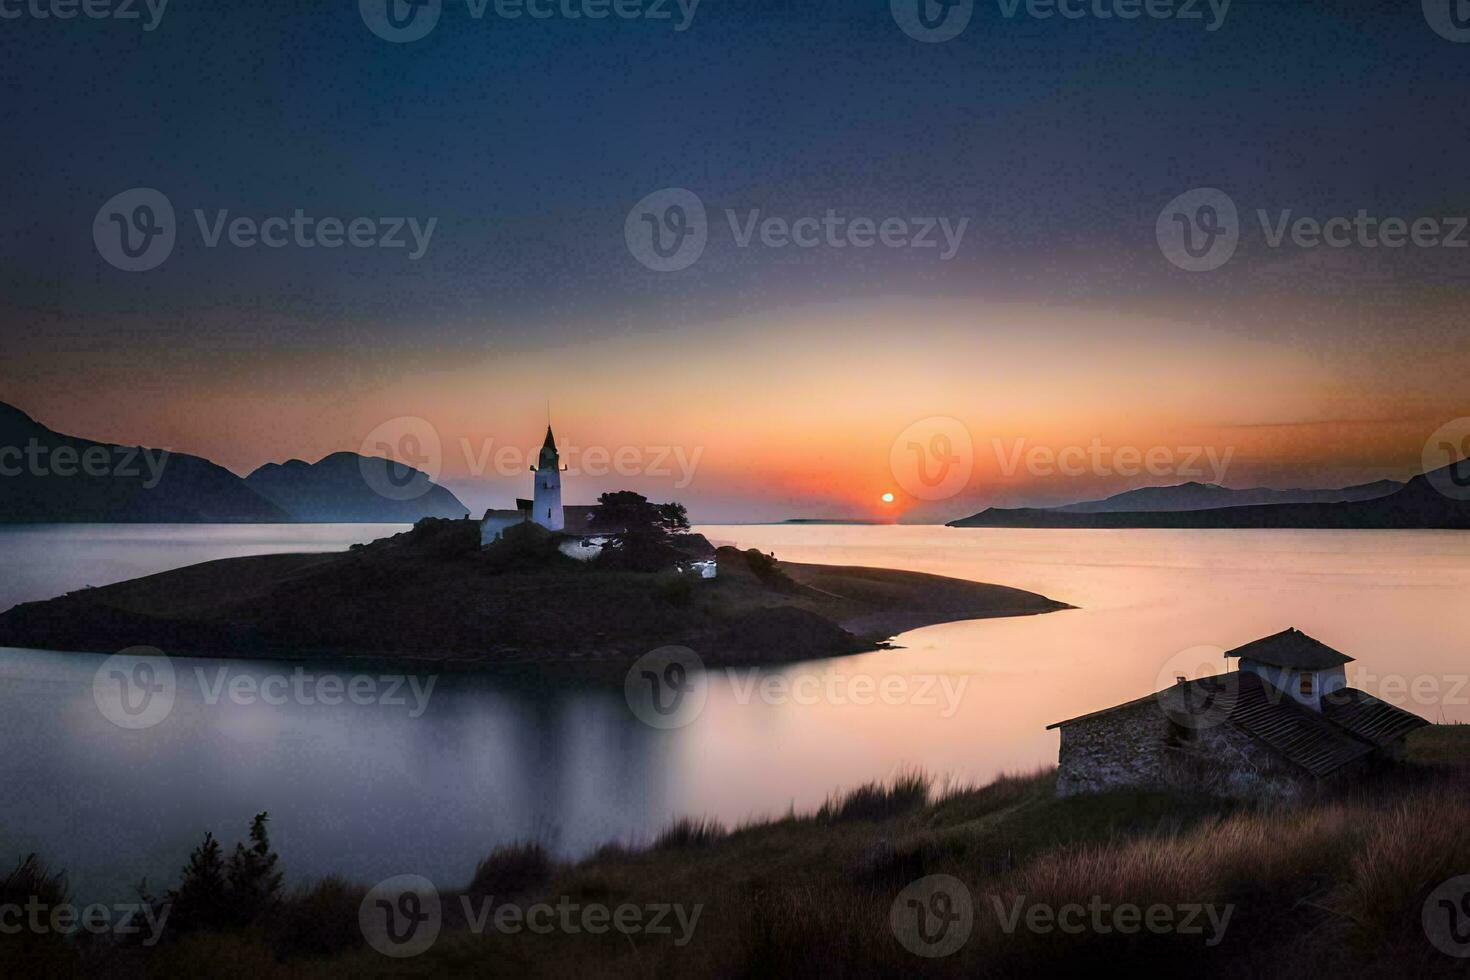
3, 524, 1470, 903
0, 652, 693, 902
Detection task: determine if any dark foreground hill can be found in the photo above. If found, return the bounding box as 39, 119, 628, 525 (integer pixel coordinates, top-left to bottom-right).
0, 401, 287, 523
8, 728, 1466, 977
246, 452, 469, 522
950, 461, 1470, 529
0, 519, 1070, 666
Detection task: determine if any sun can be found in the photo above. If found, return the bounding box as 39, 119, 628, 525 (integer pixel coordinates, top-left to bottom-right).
881, 491, 895, 504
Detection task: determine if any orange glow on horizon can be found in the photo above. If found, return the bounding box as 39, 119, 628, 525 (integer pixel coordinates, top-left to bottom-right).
4, 298, 1462, 521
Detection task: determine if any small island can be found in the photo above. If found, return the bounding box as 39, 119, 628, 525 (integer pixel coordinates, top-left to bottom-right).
0, 502, 1070, 669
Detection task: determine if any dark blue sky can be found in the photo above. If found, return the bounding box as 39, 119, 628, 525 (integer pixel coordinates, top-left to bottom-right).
2, 0, 1467, 516
4, 0, 1464, 339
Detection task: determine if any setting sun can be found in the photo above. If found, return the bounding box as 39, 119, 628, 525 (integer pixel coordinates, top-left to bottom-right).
881, 492, 895, 503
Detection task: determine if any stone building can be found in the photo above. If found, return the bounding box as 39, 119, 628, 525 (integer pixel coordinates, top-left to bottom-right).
1048, 628, 1428, 800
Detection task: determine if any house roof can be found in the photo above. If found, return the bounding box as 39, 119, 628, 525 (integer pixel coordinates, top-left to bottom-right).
1191, 672, 1379, 778
1046, 688, 1165, 731
1321, 687, 1431, 747
1048, 671, 1428, 779
1224, 627, 1354, 671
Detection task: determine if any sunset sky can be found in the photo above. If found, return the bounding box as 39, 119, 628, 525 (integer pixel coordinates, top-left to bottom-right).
2, 2, 1467, 521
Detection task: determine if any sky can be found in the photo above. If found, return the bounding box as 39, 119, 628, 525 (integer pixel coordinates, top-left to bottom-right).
2, 0, 1468, 521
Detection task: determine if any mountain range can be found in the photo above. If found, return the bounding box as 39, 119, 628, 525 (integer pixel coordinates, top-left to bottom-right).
948, 465, 1470, 529
246, 454, 468, 522
0, 401, 467, 523
1050, 480, 1402, 514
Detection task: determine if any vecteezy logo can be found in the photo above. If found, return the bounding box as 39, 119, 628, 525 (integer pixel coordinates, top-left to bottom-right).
360, 0, 442, 42
1424, 875, 1470, 957
624, 645, 707, 729
360, 874, 442, 957
93, 647, 176, 729
1422, 418, 1470, 501
1156, 188, 1239, 272
1153, 644, 1237, 731
358, 417, 444, 502
1424, 0, 1470, 42
625, 188, 707, 272
889, 416, 973, 501
93, 188, 176, 272
890, 874, 973, 957
890, 0, 973, 42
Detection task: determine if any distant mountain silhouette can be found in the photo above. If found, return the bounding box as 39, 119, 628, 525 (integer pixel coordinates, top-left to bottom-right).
782, 518, 888, 525
0, 401, 287, 523
246, 453, 469, 522
1051, 479, 1402, 514
948, 462, 1470, 529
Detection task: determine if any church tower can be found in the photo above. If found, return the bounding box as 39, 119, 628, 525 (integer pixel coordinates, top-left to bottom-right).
530, 425, 565, 531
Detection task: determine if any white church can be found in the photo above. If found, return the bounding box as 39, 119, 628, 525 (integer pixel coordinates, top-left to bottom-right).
477, 425, 716, 577
526, 424, 566, 530
479, 425, 592, 545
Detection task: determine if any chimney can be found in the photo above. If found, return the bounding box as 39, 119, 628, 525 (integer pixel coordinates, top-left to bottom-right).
1175, 675, 1187, 686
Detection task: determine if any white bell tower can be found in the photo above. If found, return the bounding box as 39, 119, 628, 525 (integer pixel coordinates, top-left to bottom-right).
531, 425, 564, 531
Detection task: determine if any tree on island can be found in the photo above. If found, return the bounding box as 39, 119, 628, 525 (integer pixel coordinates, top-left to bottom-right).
593, 491, 690, 536
590, 492, 707, 572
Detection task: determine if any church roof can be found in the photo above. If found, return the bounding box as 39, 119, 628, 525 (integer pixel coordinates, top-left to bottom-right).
1224, 627, 1354, 671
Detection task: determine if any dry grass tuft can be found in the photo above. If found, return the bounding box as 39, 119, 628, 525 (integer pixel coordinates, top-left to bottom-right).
467, 841, 555, 898
817, 769, 931, 823
653, 816, 728, 850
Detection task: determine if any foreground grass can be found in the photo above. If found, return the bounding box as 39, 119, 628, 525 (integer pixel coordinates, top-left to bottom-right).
7, 728, 1470, 978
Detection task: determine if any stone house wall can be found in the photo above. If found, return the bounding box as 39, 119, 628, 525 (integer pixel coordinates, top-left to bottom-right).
1056, 698, 1314, 800
1055, 700, 1170, 797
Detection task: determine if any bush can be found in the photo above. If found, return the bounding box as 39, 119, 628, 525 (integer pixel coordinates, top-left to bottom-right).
228, 812, 285, 923
147, 812, 284, 938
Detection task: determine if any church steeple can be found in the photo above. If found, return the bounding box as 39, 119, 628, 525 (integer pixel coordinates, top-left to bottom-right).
531, 422, 564, 531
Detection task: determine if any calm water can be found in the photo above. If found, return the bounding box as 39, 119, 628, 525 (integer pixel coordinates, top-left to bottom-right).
2, 523, 1469, 901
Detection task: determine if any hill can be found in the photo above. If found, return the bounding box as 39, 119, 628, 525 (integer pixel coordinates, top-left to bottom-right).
1052, 479, 1401, 514
12, 727, 1467, 976
0, 400, 469, 523
949, 462, 1470, 529
246, 452, 469, 522
0, 401, 287, 523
